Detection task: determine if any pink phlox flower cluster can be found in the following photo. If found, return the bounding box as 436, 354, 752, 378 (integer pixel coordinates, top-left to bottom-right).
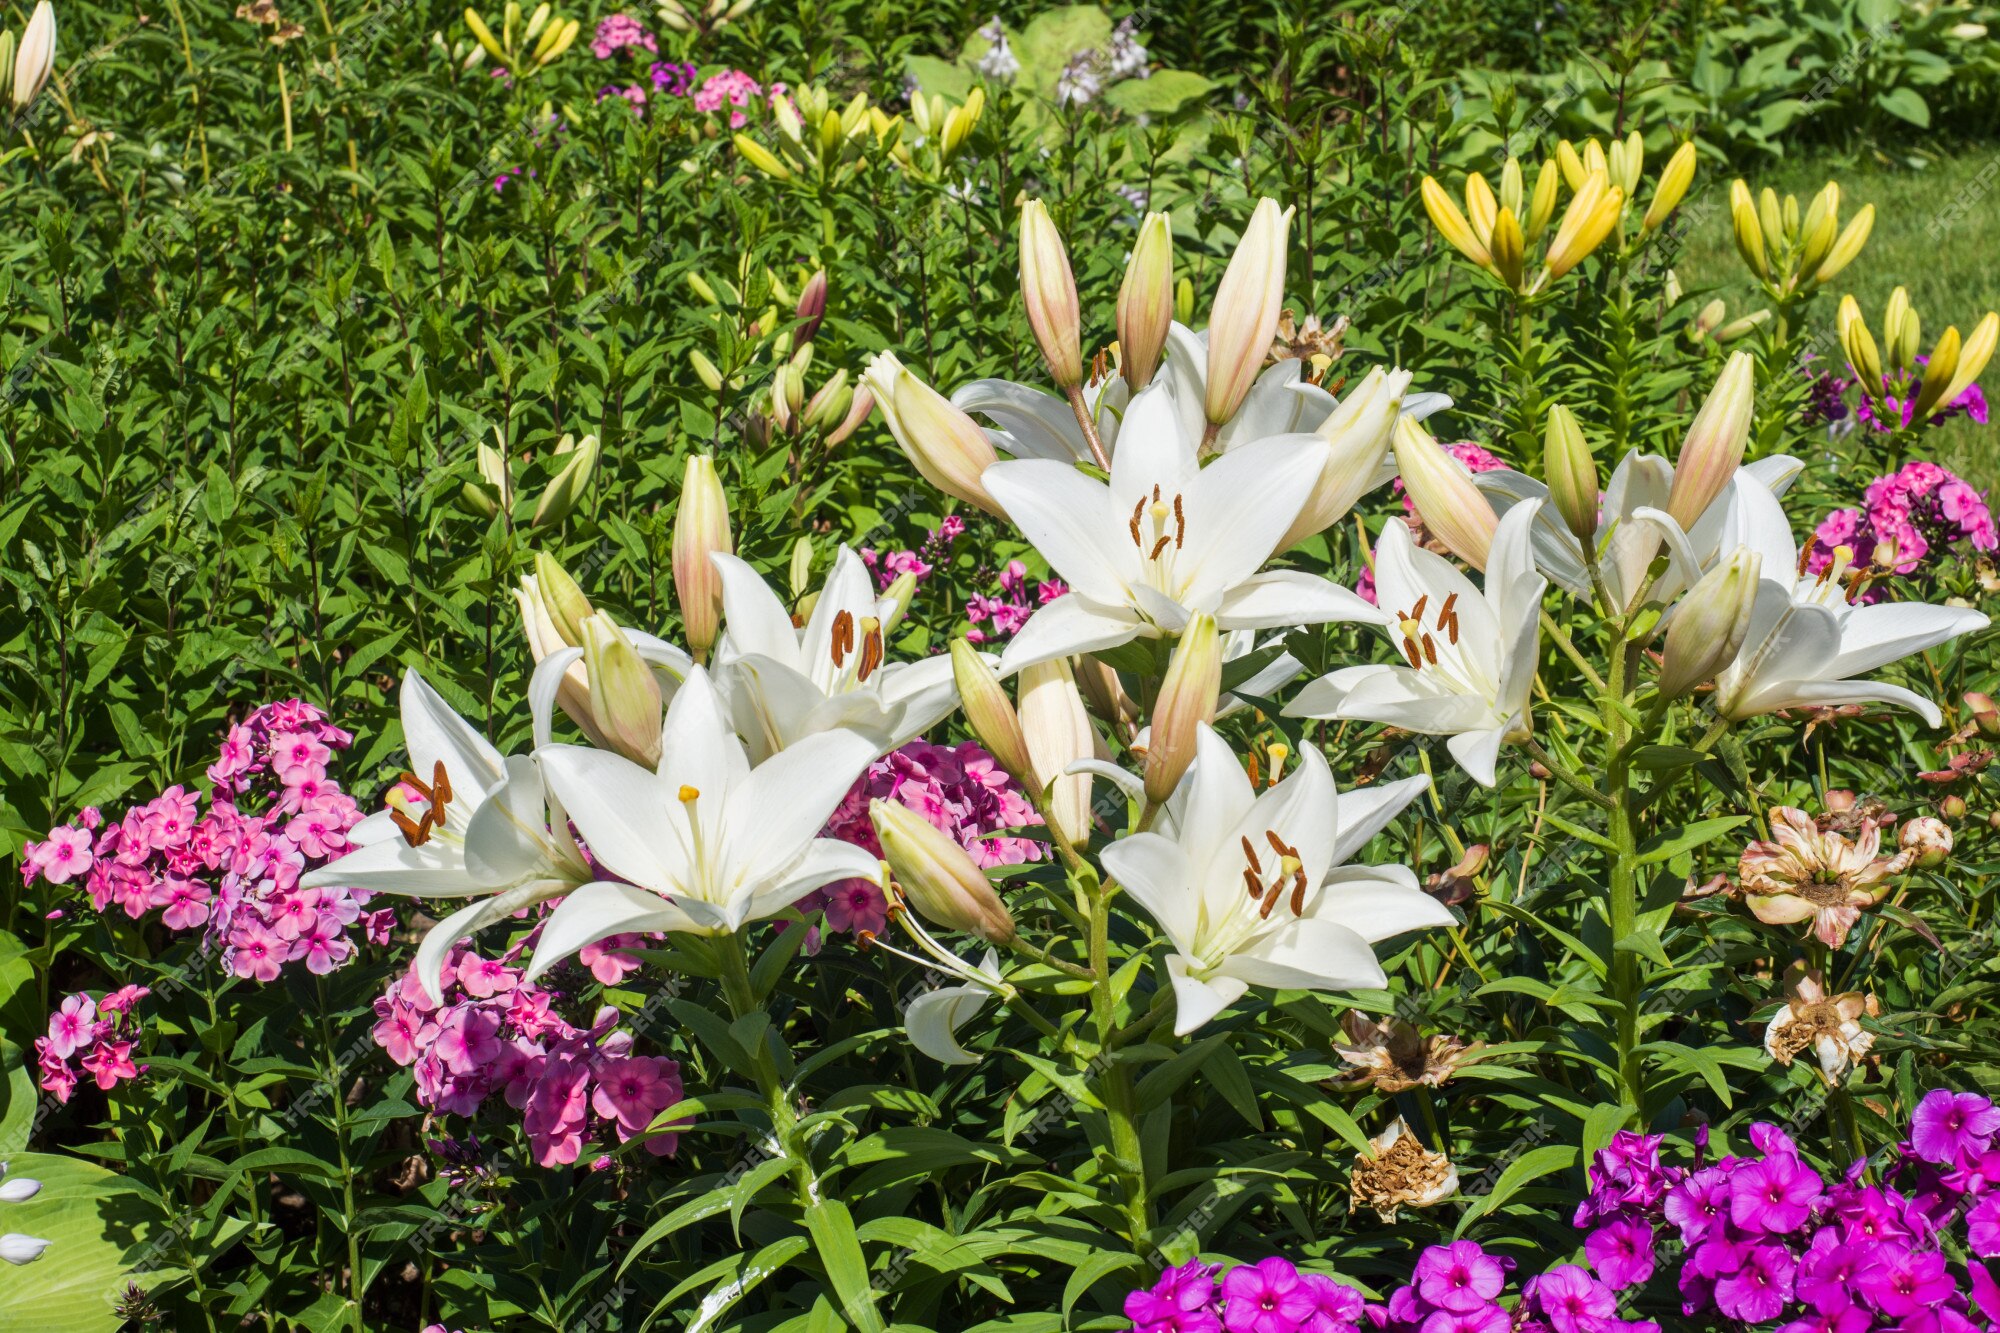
35, 986, 150, 1104
693, 70, 789, 128
966, 558, 1067, 643
1808, 460, 1997, 599
375, 944, 683, 1169
1572, 1096, 2000, 1332
862, 517, 965, 592
804, 740, 1045, 940
590, 13, 656, 59
651, 61, 696, 96
21, 700, 390, 984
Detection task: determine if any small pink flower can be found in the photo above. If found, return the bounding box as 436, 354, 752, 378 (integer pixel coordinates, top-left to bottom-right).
80, 1038, 140, 1090
35, 825, 95, 884
458, 953, 520, 999
46, 994, 98, 1059
821, 879, 888, 935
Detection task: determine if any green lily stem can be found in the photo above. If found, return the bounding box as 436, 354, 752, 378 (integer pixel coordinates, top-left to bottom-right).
1541, 608, 1607, 693
1601, 612, 1646, 1127
717, 936, 888, 1333
1085, 873, 1153, 1251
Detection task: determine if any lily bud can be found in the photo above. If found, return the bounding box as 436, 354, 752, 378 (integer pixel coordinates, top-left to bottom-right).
1731, 189, 1768, 281
951, 639, 1035, 790
533, 552, 595, 645
1463, 170, 1498, 245
12, 1, 54, 110
1018, 658, 1094, 848
531, 433, 599, 528
582, 613, 664, 765
1886, 288, 1920, 372
827, 385, 874, 447
464, 7, 507, 64
1657, 548, 1760, 699
1556, 140, 1587, 192
1813, 204, 1873, 285
880, 570, 918, 635
802, 369, 852, 433
1643, 141, 1697, 233
1392, 415, 1499, 570
672, 455, 732, 662
1205, 197, 1293, 426
1797, 184, 1839, 276
1691, 298, 1727, 342
1279, 365, 1407, 548
1545, 178, 1623, 279
1487, 207, 1524, 290
1420, 176, 1492, 269
1073, 654, 1135, 731
1758, 188, 1785, 253
1118, 212, 1175, 391
1499, 157, 1524, 216
1714, 309, 1771, 344
1835, 295, 1880, 389
1145, 614, 1221, 803
788, 535, 814, 598
1543, 404, 1600, 544
1938, 311, 1999, 411
689, 349, 724, 392
1909, 326, 1962, 422
1964, 691, 2000, 737
1666, 351, 1755, 530
1019, 199, 1083, 389
1175, 276, 1195, 324
1524, 160, 1560, 241
795, 269, 828, 343
871, 800, 1016, 943
862, 351, 1002, 515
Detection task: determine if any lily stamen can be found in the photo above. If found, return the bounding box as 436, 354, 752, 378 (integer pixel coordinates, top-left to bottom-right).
830, 609, 855, 667
856, 617, 885, 682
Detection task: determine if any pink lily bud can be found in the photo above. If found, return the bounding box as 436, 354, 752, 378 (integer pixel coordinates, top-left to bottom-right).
671, 455, 732, 663
1145, 614, 1221, 803
1665, 351, 1756, 531
1205, 197, 1293, 427
1117, 212, 1175, 391
861, 352, 1002, 514
1019, 199, 1083, 389
1391, 416, 1499, 570
871, 800, 1017, 943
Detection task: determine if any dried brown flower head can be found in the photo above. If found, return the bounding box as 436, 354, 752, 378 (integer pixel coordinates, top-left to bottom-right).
1333, 1012, 1484, 1093
1764, 967, 1878, 1084
1350, 1118, 1457, 1222
1739, 806, 1912, 947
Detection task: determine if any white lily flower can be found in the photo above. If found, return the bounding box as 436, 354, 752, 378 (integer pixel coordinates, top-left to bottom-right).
1284, 501, 1547, 787
985, 383, 1378, 675
904, 949, 1009, 1065
1099, 725, 1451, 1035
527, 668, 882, 979
710, 545, 959, 761
301, 669, 593, 1003
952, 323, 1452, 466
1475, 450, 1803, 607
1710, 479, 1989, 726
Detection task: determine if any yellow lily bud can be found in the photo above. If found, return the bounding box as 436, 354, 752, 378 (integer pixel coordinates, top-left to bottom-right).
1175, 276, 1195, 325
1019, 199, 1084, 390
1118, 212, 1175, 391
1884, 287, 1917, 372
1642, 141, 1697, 233
463, 7, 507, 65
871, 800, 1016, 943
1837, 296, 1882, 392
1758, 188, 1785, 255
1420, 176, 1492, 268
671, 455, 733, 663
1205, 197, 1293, 426
1543, 404, 1600, 544
1812, 204, 1873, 286
1499, 157, 1524, 217
1618, 130, 1644, 195
1731, 194, 1769, 281
1666, 351, 1755, 530
1582, 138, 1608, 181
1393, 415, 1499, 571
861, 351, 1002, 515
1545, 177, 1623, 280
1525, 159, 1560, 241
1909, 326, 1962, 422
1938, 311, 1999, 411
1464, 170, 1498, 246
1658, 549, 1761, 700
733, 132, 792, 180
1489, 206, 1525, 291
1556, 139, 1587, 192
689, 349, 724, 393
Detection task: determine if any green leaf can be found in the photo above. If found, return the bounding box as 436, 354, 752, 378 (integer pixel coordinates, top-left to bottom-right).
1455, 1143, 1579, 1233
1877, 87, 1930, 127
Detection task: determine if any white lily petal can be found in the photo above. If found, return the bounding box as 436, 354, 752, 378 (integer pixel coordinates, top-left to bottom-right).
524, 881, 705, 983
1100, 833, 1199, 955
401, 669, 507, 800
996, 594, 1144, 676
1166, 955, 1248, 1036
416, 880, 573, 1004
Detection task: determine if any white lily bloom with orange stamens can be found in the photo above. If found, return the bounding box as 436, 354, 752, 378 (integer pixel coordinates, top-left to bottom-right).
986, 382, 1378, 675
1099, 725, 1450, 1036
710, 545, 961, 762
1710, 479, 1989, 726
1283, 501, 1547, 787
527, 667, 882, 980
301, 669, 593, 1003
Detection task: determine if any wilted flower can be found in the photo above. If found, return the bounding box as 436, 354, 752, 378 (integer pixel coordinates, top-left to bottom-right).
1351, 1118, 1458, 1222
1763, 968, 1877, 1084
1332, 1012, 1484, 1094
1738, 806, 1914, 947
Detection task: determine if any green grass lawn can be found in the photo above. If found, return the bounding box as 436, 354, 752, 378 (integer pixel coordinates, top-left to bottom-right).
1670, 146, 2000, 487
